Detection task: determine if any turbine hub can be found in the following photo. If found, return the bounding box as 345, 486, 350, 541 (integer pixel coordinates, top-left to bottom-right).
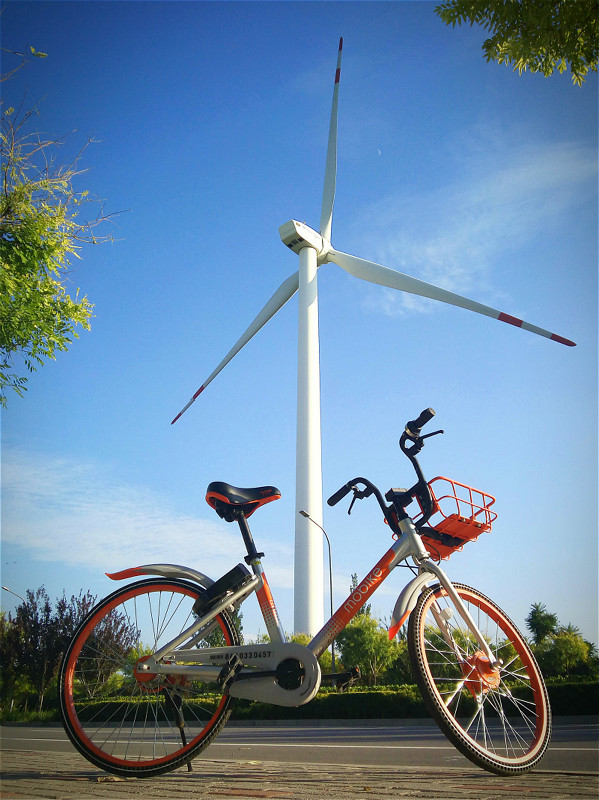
279, 220, 331, 263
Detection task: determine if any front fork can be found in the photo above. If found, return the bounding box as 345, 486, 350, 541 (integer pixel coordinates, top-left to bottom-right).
423, 561, 498, 668
391, 518, 499, 669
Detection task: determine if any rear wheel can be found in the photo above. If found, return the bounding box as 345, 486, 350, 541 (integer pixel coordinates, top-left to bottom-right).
408, 582, 551, 775
59, 578, 239, 777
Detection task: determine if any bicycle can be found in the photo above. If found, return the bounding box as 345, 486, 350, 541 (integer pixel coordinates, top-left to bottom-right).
58, 408, 551, 778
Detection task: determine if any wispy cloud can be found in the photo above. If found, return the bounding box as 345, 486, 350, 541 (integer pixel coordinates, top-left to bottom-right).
356, 137, 597, 316
2, 449, 294, 587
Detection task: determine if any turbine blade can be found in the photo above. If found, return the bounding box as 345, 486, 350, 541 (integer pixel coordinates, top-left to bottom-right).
319, 37, 343, 243
327, 248, 576, 347
171, 270, 300, 424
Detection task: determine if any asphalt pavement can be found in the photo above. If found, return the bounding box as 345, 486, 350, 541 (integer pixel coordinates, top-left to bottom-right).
1, 745, 598, 800
2, 717, 598, 800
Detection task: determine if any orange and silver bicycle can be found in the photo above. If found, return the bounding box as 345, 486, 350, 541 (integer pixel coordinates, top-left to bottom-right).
58, 408, 551, 778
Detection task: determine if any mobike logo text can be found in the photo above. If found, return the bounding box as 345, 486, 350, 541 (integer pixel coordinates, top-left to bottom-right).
343, 567, 384, 614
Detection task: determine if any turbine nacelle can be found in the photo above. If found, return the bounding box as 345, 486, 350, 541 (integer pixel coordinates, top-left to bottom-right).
279, 220, 331, 263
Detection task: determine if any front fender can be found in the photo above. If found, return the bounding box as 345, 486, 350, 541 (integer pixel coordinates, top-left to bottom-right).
106, 563, 215, 589
388, 572, 434, 639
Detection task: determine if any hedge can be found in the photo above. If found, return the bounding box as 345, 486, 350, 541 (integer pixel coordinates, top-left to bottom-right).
230, 681, 598, 720
2, 681, 596, 723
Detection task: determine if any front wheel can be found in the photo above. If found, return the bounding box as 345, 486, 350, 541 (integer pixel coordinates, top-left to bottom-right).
58, 578, 240, 777
408, 582, 551, 775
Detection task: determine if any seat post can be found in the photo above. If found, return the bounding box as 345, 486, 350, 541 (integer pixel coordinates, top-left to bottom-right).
235, 511, 265, 565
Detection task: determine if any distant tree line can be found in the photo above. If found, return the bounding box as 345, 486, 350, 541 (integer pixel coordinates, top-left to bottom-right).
327, 578, 598, 687
0, 587, 132, 713
525, 602, 598, 680
1, 584, 597, 718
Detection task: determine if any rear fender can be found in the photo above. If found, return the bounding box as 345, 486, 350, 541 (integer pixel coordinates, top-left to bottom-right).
388, 572, 434, 639
106, 563, 215, 589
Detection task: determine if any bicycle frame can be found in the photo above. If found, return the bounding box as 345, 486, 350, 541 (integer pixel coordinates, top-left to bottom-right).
66, 410, 552, 778
108, 508, 497, 708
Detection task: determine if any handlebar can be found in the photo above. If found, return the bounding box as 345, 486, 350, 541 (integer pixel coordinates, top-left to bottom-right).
328, 408, 443, 530
327, 476, 400, 533
405, 407, 435, 439
327, 481, 354, 507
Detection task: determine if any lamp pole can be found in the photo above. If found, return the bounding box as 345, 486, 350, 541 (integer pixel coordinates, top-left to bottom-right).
2, 586, 26, 603
298, 510, 336, 674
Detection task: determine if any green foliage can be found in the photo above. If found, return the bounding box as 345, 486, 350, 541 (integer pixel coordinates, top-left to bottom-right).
202, 609, 244, 647
349, 573, 372, 617
525, 605, 597, 679
383, 638, 412, 685
0, 588, 86, 711
0, 587, 137, 712
544, 680, 599, 714
435, 0, 599, 85
232, 684, 430, 721
336, 613, 398, 686
1, 108, 91, 404
534, 627, 597, 678
0, 42, 48, 84
289, 632, 333, 673
0, 59, 118, 405
526, 601, 559, 644
3, 680, 598, 723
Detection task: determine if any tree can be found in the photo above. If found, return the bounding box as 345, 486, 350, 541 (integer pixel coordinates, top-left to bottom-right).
0, 611, 24, 705
74, 600, 139, 700
6, 587, 67, 711
526, 602, 559, 644
534, 626, 593, 677
1, 50, 118, 406
0, 42, 48, 84
384, 638, 413, 685
435, 0, 599, 85
290, 632, 333, 673
349, 573, 372, 618
0, 587, 136, 710
336, 613, 398, 686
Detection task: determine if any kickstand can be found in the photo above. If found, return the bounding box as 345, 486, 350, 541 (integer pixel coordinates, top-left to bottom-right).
163, 688, 193, 773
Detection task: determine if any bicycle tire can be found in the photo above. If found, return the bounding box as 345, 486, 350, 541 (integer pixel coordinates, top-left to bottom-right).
58, 578, 239, 777
408, 582, 551, 775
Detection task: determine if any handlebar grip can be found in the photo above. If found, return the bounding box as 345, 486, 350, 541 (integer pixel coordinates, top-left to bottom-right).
327, 482, 353, 507
406, 407, 435, 436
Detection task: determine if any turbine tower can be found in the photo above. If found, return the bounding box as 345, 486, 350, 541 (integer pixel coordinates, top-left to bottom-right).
172, 39, 575, 635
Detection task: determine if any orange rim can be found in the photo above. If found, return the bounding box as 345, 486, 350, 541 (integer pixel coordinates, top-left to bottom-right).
420, 586, 548, 763
63, 582, 232, 768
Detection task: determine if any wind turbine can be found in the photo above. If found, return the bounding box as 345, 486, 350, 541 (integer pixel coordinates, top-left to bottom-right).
172, 39, 575, 636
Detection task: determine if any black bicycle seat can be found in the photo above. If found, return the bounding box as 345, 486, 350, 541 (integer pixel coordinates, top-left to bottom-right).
206, 482, 281, 519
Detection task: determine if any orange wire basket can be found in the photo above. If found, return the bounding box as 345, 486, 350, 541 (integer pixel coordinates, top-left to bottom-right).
415, 476, 497, 561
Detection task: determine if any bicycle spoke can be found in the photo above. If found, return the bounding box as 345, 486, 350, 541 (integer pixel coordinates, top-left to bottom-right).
409, 582, 551, 774
60, 580, 238, 777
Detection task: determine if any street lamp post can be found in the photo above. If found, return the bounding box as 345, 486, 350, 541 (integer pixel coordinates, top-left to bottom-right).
2, 586, 26, 603
298, 510, 336, 675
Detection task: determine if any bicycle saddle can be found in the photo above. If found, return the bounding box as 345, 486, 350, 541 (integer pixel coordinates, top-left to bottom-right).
206, 481, 281, 519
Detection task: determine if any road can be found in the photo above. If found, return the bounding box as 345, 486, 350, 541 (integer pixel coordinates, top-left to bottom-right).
2, 718, 597, 773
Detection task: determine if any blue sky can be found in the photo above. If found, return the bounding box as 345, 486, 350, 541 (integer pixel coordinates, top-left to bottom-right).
2, 1, 597, 647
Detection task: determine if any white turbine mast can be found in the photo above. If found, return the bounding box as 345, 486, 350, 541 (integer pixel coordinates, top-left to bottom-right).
172, 38, 575, 635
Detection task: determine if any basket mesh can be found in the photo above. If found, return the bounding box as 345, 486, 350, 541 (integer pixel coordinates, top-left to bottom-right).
416, 477, 496, 561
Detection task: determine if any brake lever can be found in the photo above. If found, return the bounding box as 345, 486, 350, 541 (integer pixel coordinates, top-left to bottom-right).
348, 494, 358, 515
347, 485, 372, 515
420, 429, 444, 441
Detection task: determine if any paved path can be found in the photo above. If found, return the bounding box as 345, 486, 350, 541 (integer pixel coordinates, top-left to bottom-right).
1, 748, 598, 800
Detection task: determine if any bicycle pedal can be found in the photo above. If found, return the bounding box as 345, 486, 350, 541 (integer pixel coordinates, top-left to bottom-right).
218, 654, 244, 692
336, 666, 361, 692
